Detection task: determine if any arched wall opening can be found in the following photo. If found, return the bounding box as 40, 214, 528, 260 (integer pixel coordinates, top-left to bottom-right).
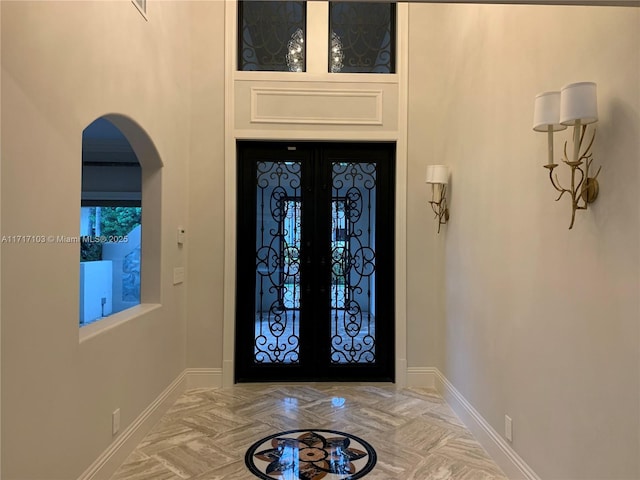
80, 113, 163, 328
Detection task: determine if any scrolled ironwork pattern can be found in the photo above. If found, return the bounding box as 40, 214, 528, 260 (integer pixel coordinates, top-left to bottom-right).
254, 161, 302, 364
331, 162, 377, 364
329, 2, 395, 73
239, 1, 306, 72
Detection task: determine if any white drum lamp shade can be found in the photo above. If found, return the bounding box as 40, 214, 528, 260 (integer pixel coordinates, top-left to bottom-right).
560, 82, 598, 126
426, 165, 449, 184
533, 91, 567, 132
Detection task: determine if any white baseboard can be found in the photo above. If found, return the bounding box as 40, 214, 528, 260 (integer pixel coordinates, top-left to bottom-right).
185, 368, 223, 389
406, 366, 438, 388
77, 371, 187, 480
410, 367, 540, 480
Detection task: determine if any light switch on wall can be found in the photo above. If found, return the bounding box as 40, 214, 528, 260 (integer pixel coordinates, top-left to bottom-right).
173, 267, 185, 285
177, 226, 185, 245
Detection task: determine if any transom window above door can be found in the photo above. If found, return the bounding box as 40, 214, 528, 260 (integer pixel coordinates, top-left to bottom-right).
237, 1, 396, 74
329, 2, 396, 73
238, 1, 306, 71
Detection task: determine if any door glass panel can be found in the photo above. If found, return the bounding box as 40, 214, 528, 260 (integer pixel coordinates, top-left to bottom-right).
330, 162, 377, 364
254, 161, 301, 364
331, 199, 348, 309
282, 199, 301, 309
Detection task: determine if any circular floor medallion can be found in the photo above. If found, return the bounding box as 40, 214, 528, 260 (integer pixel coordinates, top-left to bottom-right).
245, 429, 377, 479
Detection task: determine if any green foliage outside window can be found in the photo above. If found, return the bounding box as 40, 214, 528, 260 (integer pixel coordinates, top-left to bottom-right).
80, 207, 141, 261
80, 240, 102, 262
91, 207, 141, 237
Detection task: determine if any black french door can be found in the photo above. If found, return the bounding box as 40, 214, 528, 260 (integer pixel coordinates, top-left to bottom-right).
235, 142, 395, 382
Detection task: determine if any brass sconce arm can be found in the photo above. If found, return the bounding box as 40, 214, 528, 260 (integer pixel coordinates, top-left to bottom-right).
428, 184, 449, 234
543, 125, 601, 229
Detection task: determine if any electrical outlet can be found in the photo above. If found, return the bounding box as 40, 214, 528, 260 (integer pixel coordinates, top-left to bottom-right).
505, 415, 513, 442
112, 408, 121, 435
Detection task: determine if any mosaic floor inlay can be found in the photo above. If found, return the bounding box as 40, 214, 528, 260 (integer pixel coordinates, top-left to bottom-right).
245, 429, 377, 479
109, 384, 508, 480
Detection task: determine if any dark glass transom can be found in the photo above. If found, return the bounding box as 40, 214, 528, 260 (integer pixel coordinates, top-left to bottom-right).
238, 1, 306, 72
329, 2, 396, 74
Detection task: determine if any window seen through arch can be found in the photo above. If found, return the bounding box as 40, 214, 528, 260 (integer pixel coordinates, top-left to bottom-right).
80, 118, 142, 326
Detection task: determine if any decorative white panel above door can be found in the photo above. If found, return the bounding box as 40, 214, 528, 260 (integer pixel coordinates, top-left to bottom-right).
235, 81, 398, 132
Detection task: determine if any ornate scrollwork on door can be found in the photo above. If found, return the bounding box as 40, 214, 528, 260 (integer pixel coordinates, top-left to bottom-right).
331, 162, 377, 364
254, 161, 302, 364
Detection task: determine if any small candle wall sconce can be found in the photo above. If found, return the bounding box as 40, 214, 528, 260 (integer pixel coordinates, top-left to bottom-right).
426, 165, 450, 233
533, 82, 601, 229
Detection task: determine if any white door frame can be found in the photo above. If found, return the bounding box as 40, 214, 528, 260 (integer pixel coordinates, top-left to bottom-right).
221, 0, 410, 386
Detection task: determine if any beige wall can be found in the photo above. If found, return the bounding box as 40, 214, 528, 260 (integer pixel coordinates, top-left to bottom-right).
408, 3, 640, 478
186, 1, 226, 369
2, 1, 639, 479
1, 1, 195, 478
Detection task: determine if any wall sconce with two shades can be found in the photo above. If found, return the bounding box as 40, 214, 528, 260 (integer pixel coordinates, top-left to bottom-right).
533, 81, 601, 229
426, 165, 450, 233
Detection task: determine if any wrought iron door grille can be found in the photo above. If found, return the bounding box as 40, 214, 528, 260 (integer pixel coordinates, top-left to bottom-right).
330, 162, 377, 364
254, 161, 302, 364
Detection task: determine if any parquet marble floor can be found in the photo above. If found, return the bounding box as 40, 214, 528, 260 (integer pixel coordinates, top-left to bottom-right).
109, 384, 507, 480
